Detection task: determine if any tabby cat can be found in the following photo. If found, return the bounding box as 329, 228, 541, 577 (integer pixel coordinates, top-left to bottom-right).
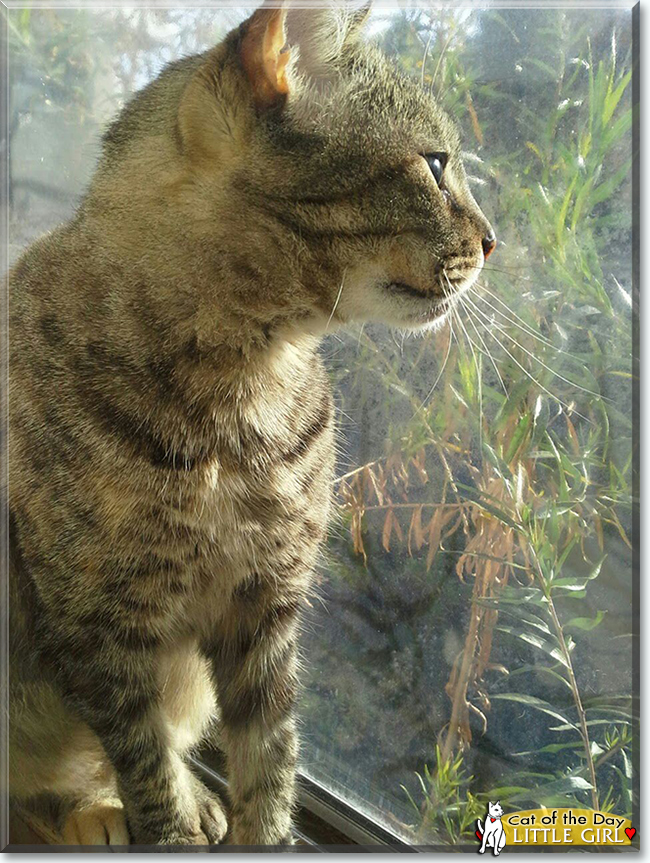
8, 1, 495, 846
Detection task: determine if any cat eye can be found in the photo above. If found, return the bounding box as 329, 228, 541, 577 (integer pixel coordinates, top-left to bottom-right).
424, 153, 447, 187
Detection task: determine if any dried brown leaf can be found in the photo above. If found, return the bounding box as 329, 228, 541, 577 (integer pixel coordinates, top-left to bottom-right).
393, 513, 404, 543
426, 508, 443, 571
366, 468, 384, 506
382, 509, 393, 553
413, 504, 425, 552
566, 415, 580, 456
465, 90, 484, 146
594, 514, 604, 552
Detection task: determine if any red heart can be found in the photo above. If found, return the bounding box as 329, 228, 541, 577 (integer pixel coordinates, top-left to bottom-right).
491, 818, 496, 823
625, 828, 636, 840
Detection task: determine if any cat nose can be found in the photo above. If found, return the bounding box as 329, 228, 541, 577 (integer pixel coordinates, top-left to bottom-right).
482, 230, 497, 260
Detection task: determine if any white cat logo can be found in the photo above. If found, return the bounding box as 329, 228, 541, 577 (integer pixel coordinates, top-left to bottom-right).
477, 801, 507, 855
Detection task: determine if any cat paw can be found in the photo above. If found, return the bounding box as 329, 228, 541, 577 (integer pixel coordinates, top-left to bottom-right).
131, 826, 209, 848
61, 797, 129, 845
192, 779, 228, 845
143, 779, 227, 847
128, 773, 227, 847
157, 829, 210, 848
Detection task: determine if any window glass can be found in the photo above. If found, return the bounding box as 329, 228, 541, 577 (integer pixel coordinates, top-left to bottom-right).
301, 7, 636, 843
8, 4, 636, 847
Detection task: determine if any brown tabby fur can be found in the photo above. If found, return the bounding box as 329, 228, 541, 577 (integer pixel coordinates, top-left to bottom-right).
8, 2, 494, 846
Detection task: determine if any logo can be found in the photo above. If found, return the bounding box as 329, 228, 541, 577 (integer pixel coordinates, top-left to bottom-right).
476, 801, 506, 856
476, 807, 635, 848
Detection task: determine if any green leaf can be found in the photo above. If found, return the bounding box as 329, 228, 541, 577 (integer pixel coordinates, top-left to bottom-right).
556, 173, 579, 251
497, 586, 548, 606
497, 625, 568, 666
513, 742, 583, 756
564, 610, 606, 631
524, 57, 560, 79
549, 579, 589, 591
557, 536, 579, 571
621, 748, 633, 780
611, 765, 632, 809
551, 557, 605, 591
590, 157, 632, 207
491, 693, 578, 730
583, 694, 636, 708
507, 664, 572, 690
400, 784, 421, 817
524, 776, 593, 801
475, 601, 552, 635
495, 776, 593, 807
550, 718, 632, 732
505, 412, 532, 464
455, 484, 520, 530
571, 174, 596, 230
585, 706, 635, 721
602, 70, 631, 126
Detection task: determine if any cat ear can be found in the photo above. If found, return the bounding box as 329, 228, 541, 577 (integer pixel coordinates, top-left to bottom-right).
178, 4, 293, 159
240, 4, 293, 110
284, 1, 372, 81
238, 2, 371, 107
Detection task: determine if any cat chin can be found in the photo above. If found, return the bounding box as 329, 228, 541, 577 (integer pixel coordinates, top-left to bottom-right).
380, 293, 456, 333
313, 272, 473, 335
355, 307, 451, 334
332, 306, 450, 334
332, 286, 441, 331
406, 309, 451, 334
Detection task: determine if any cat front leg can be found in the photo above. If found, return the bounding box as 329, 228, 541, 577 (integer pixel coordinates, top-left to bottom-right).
206, 593, 302, 845
55, 627, 224, 845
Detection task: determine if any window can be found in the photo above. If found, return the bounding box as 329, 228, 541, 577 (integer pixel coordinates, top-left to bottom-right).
299, 6, 637, 844
7, 2, 637, 849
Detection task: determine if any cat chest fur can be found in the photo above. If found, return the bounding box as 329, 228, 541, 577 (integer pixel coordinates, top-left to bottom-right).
10, 332, 335, 646
96, 359, 337, 630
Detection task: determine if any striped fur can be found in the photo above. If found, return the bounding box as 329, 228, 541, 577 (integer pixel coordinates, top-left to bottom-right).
9, 2, 492, 847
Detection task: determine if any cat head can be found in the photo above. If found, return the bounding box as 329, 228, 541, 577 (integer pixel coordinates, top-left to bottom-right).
488, 801, 504, 818
95, 2, 495, 343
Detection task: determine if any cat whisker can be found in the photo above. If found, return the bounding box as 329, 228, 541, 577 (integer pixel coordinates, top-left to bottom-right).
356, 322, 367, 352
420, 27, 434, 88
471, 287, 560, 351
325, 270, 346, 332
414, 313, 454, 414
472, 283, 571, 353
391, 328, 406, 355
463, 306, 593, 424
457, 294, 509, 398
474, 282, 589, 366
466, 263, 535, 277
445, 275, 484, 450
465, 294, 607, 402
448, 304, 507, 389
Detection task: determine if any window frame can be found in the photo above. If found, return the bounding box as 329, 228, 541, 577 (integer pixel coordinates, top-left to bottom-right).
192, 752, 418, 850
